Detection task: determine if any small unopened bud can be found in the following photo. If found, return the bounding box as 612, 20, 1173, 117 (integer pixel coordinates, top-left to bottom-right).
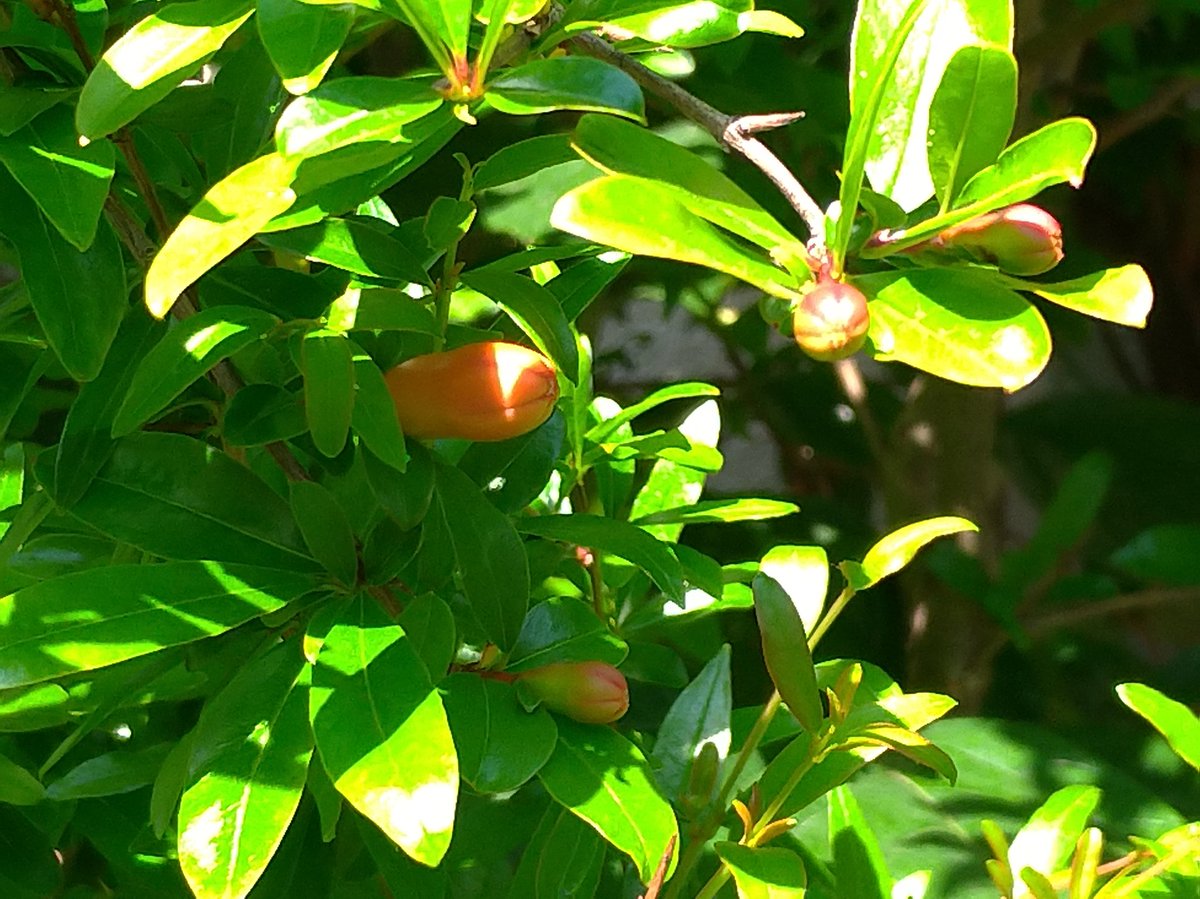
791, 278, 870, 362
934, 204, 1063, 276
516, 661, 629, 724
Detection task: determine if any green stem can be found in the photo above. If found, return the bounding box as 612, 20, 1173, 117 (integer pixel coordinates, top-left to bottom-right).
716, 691, 781, 811
693, 865, 732, 899
754, 733, 820, 831
806, 586, 855, 650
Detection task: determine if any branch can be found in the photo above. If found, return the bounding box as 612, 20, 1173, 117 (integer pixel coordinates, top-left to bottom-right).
1099, 75, 1200, 150
569, 31, 826, 249
1024, 586, 1200, 637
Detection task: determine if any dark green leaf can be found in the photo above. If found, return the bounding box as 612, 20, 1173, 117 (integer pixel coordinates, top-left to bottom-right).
0, 561, 314, 688
548, 254, 628, 322
290, 480, 358, 584
431, 461, 530, 650
69, 432, 318, 571
651, 644, 731, 802
351, 355, 408, 472
259, 217, 432, 285
0, 682, 71, 732
441, 674, 557, 793
509, 804, 604, 899
474, 133, 577, 192
113, 305, 278, 436
487, 57, 645, 121
342, 288, 439, 333
223, 384, 308, 447
309, 594, 457, 866
397, 592, 456, 682
752, 572, 823, 733
424, 196, 476, 253
303, 328, 355, 457
505, 596, 628, 674
0, 87, 73, 137
0, 753, 45, 805
457, 409, 565, 513
257, 0, 354, 95
363, 442, 434, 530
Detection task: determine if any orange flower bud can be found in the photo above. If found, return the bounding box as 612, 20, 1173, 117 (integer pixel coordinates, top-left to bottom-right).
791, 278, 870, 362
516, 661, 629, 724
933, 203, 1063, 275
384, 341, 558, 441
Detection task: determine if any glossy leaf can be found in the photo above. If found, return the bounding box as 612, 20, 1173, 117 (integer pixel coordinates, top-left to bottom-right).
53, 312, 165, 506
859, 269, 1051, 391
396, 592, 456, 682
632, 497, 798, 527
506, 596, 628, 674
487, 57, 645, 121
549, 253, 629, 322
1006, 264, 1153, 328
537, 718, 678, 883
715, 842, 808, 899
45, 743, 172, 799
386, 0, 470, 69
508, 804, 605, 899
517, 514, 685, 602
0, 105, 115, 250
929, 43, 1018, 207
342, 288, 439, 333
431, 462, 530, 650
0, 561, 314, 688
351, 355, 408, 472
829, 784, 890, 899
258, 217, 431, 285
257, 0, 354, 95
457, 410, 566, 513
0, 170, 126, 381
76, 0, 255, 140
473, 133, 578, 192
0, 682, 71, 732
114, 305, 278, 436
302, 328, 355, 458
145, 153, 298, 318
461, 270, 579, 383
957, 117, 1097, 208
290, 480, 358, 584
570, 114, 801, 253
309, 595, 457, 866
223, 384, 308, 447
759, 544, 829, 635
553, 175, 801, 300
179, 646, 313, 899
275, 77, 443, 158
556, 0, 803, 49
440, 674, 557, 793
651, 644, 731, 802
851, 516, 978, 591
1008, 785, 1100, 895
68, 432, 318, 571
1116, 683, 1200, 772
588, 382, 720, 443
0, 752, 45, 805
753, 572, 823, 733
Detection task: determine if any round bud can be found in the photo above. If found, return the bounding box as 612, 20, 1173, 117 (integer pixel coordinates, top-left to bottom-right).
791, 279, 870, 362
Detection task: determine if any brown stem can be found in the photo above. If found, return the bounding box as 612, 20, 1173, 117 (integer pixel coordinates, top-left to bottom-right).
568, 32, 826, 246
1024, 586, 1200, 637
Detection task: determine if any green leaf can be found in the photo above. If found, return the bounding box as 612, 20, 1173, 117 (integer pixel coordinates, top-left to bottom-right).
461, 270, 579, 383
145, 153, 299, 318
549, 254, 629, 322
424, 196, 476, 253
303, 328, 355, 458
441, 674, 558, 793
834, 0, 933, 263
179, 646, 313, 899
929, 44, 1018, 208
651, 644, 731, 802
0, 752, 45, 805
1005, 264, 1153, 328
258, 217, 431, 285
753, 572, 823, 733
0, 682, 71, 732
851, 515, 977, 591
385, 0, 470, 70
45, 742, 172, 799
457, 410, 566, 513
517, 514, 684, 602
0, 105, 115, 250
151, 731, 195, 838
486, 57, 645, 121
396, 592, 456, 682
852, 0, 1012, 211
53, 312, 165, 506
0, 561, 314, 688
509, 804, 605, 899
859, 269, 1052, 391
555, 0, 802, 49
67, 432, 318, 571
0, 86, 73, 137
759, 544, 828, 636
1116, 683, 1200, 772
0, 805, 59, 896
257, 0, 354, 95
715, 842, 808, 899
113, 305, 278, 436
570, 114, 801, 253
275, 77, 443, 159
1111, 524, 1200, 585
341, 288, 439, 333
474, 133, 578, 192
432, 461, 530, 650
309, 594, 457, 866
350, 355, 408, 472
290, 480, 358, 584
1008, 785, 1100, 891
0, 170, 126, 381
552, 175, 801, 300
223, 384, 308, 447
587, 381, 720, 443
537, 718, 678, 883
505, 596, 628, 674
76, 0, 255, 140
957, 117, 1097, 208
829, 784, 890, 899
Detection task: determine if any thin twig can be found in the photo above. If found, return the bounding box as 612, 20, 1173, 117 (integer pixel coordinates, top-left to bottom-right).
1024, 586, 1200, 637
569, 32, 826, 247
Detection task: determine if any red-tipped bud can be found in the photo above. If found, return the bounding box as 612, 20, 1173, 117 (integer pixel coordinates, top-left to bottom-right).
934, 204, 1063, 275
791, 278, 870, 362
385, 341, 558, 441
516, 661, 629, 724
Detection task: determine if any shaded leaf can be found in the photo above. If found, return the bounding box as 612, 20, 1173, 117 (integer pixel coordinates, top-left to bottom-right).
506, 596, 628, 674
487, 57, 645, 121
650, 644, 731, 802
753, 572, 823, 733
